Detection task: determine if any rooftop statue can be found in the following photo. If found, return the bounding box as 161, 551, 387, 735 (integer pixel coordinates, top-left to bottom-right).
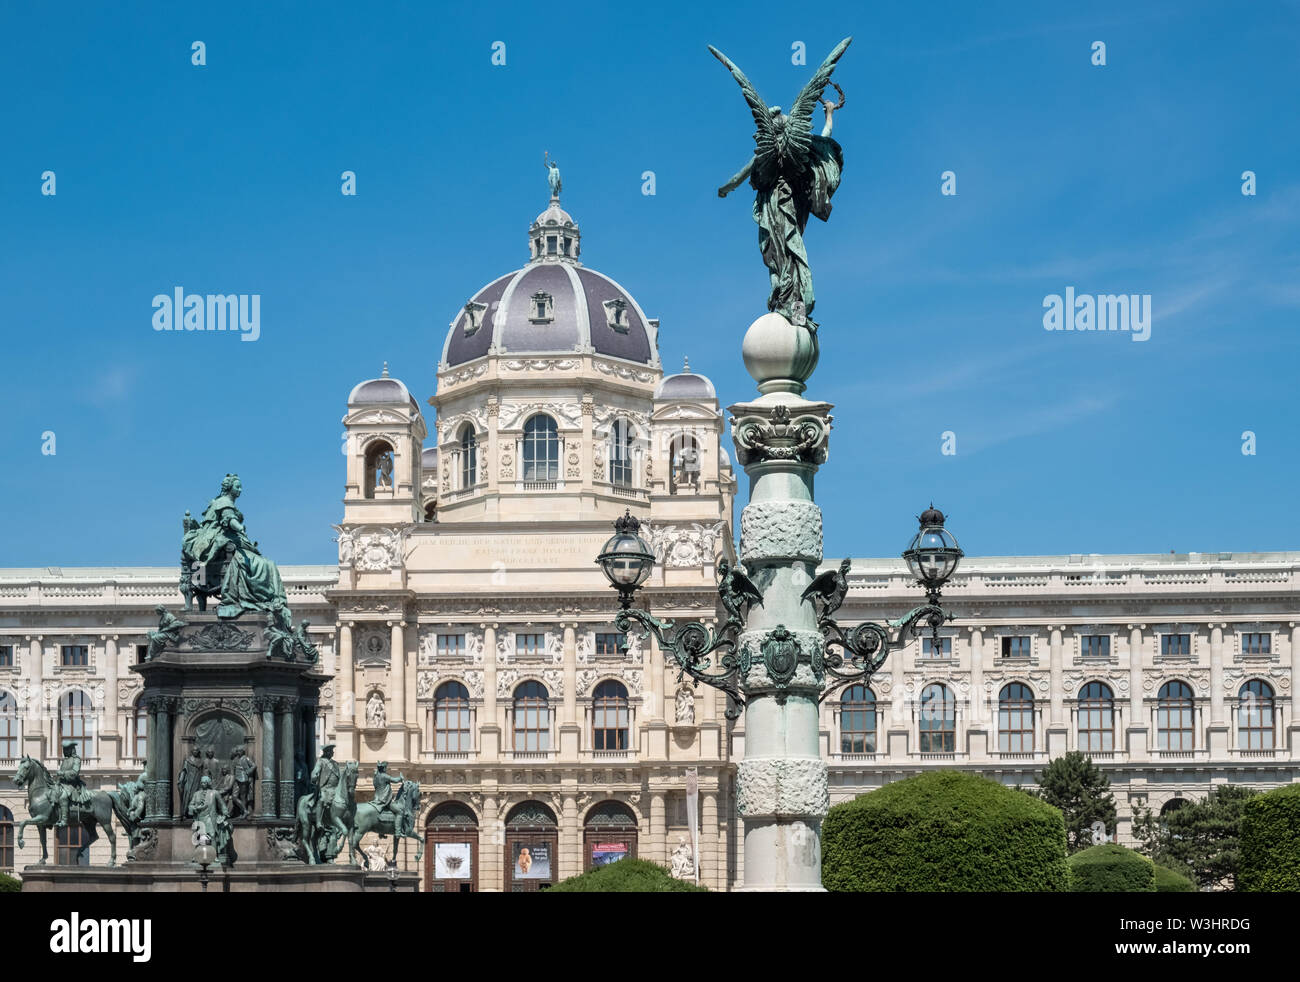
544, 150, 562, 199
180, 473, 290, 619
712, 36, 852, 329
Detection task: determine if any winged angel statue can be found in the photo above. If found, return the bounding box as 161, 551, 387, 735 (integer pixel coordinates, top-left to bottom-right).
713, 37, 852, 329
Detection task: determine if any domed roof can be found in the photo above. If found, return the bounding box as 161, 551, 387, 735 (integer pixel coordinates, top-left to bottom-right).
654, 357, 717, 401
420, 446, 439, 468
440, 178, 659, 371
348, 363, 421, 413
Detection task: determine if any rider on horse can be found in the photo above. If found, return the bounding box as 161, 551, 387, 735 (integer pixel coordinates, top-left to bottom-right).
54, 740, 91, 828
371, 762, 411, 836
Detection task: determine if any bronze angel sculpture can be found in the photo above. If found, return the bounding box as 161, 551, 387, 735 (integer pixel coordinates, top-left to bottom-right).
712, 36, 852, 329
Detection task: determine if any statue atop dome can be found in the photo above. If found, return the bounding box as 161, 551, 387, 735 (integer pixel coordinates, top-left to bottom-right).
544, 151, 562, 200
712, 36, 851, 330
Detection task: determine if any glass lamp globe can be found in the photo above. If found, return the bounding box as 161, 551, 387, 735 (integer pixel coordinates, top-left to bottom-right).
194, 839, 217, 869
902, 504, 963, 589
596, 510, 656, 592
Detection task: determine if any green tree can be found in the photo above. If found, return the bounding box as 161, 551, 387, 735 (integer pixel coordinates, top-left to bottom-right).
1133, 786, 1258, 890
1034, 752, 1117, 853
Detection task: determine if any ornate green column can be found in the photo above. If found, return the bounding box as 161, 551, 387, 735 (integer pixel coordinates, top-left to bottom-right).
277, 697, 296, 820
257, 696, 277, 819
729, 313, 832, 891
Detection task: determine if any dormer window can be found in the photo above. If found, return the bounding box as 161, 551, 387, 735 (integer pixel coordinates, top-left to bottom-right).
530, 291, 554, 323
463, 300, 487, 336
603, 298, 629, 333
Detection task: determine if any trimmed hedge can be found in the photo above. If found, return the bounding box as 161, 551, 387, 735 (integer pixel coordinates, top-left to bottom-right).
1068, 843, 1155, 892
0, 872, 19, 893
548, 858, 707, 892
822, 770, 1069, 892
1238, 783, 1300, 892
1153, 863, 1197, 892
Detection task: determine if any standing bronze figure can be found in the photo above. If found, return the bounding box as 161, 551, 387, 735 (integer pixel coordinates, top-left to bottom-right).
712, 37, 852, 329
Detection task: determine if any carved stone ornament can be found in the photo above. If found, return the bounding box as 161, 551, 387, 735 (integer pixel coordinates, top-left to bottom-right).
354, 528, 404, 572
730, 401, 832, 467
542, 668, 564, 695
497, 401, 583, 430
740, 501, 823, 565
497, 669, 519, 698
417, 670, 438, 699
500, 450, 514, 479
644, 521, 725, 569
576, 669, 599, 696
184, 622, 254, 652
736, 757, 829, 820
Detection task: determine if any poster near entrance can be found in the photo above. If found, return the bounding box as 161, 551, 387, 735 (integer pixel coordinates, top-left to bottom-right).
590, 842, 628, 867
434, 842, 472, 880
513, 841, 552, 880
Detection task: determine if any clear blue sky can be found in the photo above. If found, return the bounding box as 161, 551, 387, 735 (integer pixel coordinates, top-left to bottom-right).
1, 1, 1297, 566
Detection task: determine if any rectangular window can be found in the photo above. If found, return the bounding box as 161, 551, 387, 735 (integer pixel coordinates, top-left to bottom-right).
135, 645, 149, 664
1161, 634, 1192, 656
1241, 633, 1271, 656
1001, 636, 1032, 658
0, 702, 17, 759
60, 645, 89, 667
595, 633, 623, 657
0, 814, 12, 869
1080, 635, 1110, 658
515, 633, 546, 657
437, 635, 466, 658
0, 646, 12, 668
921, 637, 951, 658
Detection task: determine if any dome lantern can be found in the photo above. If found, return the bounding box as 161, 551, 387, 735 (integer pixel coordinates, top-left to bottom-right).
529, 155, 581, 263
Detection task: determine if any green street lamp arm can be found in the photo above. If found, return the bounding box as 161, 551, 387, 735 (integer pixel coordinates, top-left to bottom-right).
816, 602, 951, 702
613, 606, 747, 720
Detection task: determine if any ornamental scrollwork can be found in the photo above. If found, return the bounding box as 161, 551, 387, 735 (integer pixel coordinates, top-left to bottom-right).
730, 403, 831, 467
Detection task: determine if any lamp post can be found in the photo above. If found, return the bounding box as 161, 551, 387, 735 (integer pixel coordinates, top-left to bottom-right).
193, 835, 216, 893
596, 504, 961, 890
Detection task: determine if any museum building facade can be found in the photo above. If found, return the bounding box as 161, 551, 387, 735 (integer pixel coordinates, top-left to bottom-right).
1, 189, 1297, 889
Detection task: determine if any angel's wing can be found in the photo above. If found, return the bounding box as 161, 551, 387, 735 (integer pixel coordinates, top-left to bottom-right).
786, 37, 853, 155
708, 44, 776, 161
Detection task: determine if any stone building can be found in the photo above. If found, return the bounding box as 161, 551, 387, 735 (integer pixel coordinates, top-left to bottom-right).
1, 183, 1297, 888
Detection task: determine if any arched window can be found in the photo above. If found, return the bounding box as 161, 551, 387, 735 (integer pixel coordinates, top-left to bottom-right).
57, 825, 89, 866
364, 440, 396, 498
0, 805, 13, 869
998, 682, 1035, 752
459, 425, 478, 489
918, 683, 955, 753
840, 685, 877, 753
592, 680, 629, 751
1157, 681, 1195, 751
512, 681, 551, 753
670, 434, 700, 495
434, 681, 472, 753
1078, 681, 1114, 752
1238, 680, 1275, 751
132, 698, 148, 761
0, 691, 18, 760
522, 415, 559, 483
59, 689, 94, 760
609, 419, 634, 487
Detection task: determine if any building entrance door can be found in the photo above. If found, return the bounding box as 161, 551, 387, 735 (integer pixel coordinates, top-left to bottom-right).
424, 801, 479, 893
503, 801, 558, 892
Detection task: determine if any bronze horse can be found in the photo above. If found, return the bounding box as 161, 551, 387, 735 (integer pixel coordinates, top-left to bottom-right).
12, 755, 127, 866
